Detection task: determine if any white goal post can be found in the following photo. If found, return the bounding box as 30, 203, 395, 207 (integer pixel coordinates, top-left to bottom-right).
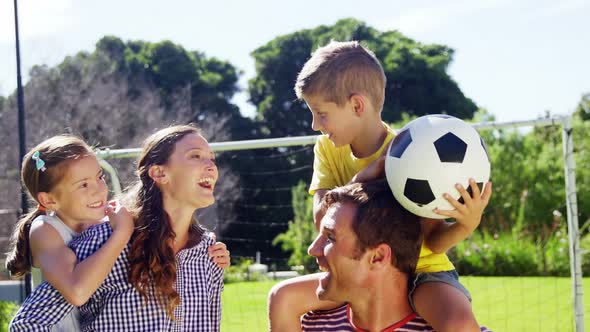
96, 114, 584, 332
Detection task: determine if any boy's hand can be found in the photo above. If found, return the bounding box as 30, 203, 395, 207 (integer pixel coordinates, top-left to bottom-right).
208, 239, 231, 269
434, 179, 492, 233
106, 201, 134, 238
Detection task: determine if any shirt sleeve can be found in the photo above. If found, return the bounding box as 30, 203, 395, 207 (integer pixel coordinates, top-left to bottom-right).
309, 138, 337, 195
9, 223, 113, 332
208, 239, 224, 332
9, 282, 75, 332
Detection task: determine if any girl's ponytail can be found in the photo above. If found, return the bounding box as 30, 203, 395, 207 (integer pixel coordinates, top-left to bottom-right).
5, 208, 44, 277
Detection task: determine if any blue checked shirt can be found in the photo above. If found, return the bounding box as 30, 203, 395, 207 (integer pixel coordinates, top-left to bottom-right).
10, 222, 224, 332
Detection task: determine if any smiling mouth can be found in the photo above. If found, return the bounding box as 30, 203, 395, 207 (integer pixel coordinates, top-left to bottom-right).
198, 177, 214, 190
87, 201, 104, 209
318, 264, 329, 272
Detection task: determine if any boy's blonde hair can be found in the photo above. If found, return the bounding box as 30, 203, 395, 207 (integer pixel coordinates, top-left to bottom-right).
295, 40, 386, 112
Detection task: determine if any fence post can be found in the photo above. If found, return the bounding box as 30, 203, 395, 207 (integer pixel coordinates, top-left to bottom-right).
561, 115, 585, 332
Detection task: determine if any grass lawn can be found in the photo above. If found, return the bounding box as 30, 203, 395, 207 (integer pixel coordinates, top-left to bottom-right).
222, 277, 590, 332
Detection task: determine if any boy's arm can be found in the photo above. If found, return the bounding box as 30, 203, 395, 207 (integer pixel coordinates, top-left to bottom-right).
423, 180, 492, 253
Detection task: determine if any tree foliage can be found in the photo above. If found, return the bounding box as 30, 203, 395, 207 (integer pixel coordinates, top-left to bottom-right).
1, 31, 588, 276
272, 181, 317, 273
0, 37, 248, 253
248, 18, 478, 137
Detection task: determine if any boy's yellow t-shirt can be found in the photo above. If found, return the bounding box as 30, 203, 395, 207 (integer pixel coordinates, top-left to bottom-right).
309, 122, 455, 273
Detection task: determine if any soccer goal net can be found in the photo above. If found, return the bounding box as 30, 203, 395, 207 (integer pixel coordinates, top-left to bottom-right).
94, 115, 585, 332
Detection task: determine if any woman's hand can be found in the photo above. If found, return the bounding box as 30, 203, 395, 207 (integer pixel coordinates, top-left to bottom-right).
208, 239, 231, 269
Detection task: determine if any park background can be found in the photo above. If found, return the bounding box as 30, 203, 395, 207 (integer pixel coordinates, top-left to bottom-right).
1, 1, 590, 331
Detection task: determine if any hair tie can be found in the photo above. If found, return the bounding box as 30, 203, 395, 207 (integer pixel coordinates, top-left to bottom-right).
31, 151, 47, 172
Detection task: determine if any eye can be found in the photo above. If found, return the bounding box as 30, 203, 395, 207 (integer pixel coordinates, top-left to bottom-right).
99, 173, 106, 181
191, 153, 202, 159
317, 112, 327, 118
324, 232, 335, 243
79, 182, 89, 189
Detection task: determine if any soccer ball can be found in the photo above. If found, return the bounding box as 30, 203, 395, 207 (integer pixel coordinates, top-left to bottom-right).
385, 115, 490, 219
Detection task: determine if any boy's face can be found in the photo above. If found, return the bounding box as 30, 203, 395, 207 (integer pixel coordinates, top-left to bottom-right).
304, 95, 361, 148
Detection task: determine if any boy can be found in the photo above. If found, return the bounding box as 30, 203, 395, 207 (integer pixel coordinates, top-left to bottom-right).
268, 41, 492, 332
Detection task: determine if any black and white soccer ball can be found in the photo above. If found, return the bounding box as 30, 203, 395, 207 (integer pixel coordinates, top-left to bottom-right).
385, 115, 490, 219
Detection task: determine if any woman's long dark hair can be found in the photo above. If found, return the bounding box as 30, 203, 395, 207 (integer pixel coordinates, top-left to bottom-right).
5, 135, 93, 277
125, 124, 206, 318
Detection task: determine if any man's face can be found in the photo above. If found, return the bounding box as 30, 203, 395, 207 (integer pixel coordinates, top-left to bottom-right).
307, 202, 370, 302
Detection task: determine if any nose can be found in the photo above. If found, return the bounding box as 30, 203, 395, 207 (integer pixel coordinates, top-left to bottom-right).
205, 158, 216, 171
94, 179, 108, 197
307, 234, 325, 257
311, 114, 321, 132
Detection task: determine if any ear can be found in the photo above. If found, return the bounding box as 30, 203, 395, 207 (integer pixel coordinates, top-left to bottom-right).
148, 165, 168, 185
349, 94, 366, 117
37, 192, 58, 211
368, 243, 392, 270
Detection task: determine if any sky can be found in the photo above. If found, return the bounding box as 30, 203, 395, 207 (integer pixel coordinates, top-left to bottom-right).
0, 0, 589, 123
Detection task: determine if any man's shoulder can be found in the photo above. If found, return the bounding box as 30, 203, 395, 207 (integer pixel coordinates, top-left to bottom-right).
399, 314, 434, 330
301, 304, 352, 331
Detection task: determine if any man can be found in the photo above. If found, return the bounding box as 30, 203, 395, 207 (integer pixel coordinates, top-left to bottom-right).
301, 180, 491, 332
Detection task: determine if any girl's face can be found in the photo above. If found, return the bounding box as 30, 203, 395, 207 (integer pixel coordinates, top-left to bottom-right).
160, 133, 218, 210
49, 155, 109, 226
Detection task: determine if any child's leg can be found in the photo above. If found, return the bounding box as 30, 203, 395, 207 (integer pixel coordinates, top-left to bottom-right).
412, 282, 479, 332
410, 271, 480, 332
268, 273, 341, 332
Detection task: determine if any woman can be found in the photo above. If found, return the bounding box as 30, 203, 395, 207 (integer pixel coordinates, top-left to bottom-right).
11, 125, 229, 331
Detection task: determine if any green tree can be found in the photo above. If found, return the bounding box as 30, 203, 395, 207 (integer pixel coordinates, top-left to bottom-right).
0, 36, 254, 261
273, 181, 317, 273
248, 18, 477, 138
575, 93, 590, 121
476, 109, 590, 242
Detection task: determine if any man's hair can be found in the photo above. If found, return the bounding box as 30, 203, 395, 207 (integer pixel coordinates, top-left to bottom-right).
295, 40, 386, 112
321, 179, 422, 275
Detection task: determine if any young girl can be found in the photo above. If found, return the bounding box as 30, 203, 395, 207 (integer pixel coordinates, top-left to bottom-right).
10, 125, 229, 331
7, 133, 230, 331
5, 135, 135, 331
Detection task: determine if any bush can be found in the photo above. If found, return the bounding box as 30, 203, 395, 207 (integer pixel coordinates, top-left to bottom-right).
0, 301, 18, 332
223, 257, 253, 284
450, 227, 571, 276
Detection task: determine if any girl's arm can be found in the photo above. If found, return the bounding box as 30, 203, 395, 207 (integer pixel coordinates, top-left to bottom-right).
268, 273, 341, 332
29, 206, 133, 306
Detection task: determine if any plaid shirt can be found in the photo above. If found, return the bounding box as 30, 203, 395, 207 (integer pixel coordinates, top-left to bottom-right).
10, 222, 224, 332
